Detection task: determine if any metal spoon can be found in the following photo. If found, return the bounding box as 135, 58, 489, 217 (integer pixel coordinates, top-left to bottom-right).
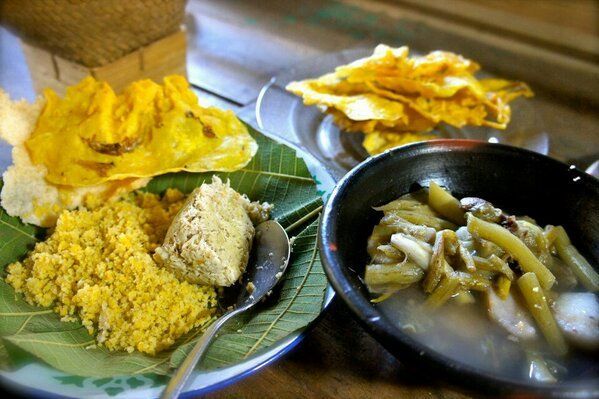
160, 220, 291, 399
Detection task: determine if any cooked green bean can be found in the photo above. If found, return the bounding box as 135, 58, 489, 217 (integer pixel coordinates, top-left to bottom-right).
496, 275, 511, 300
467, 214, 556, 289
517, 273, 568, 356
371, 244, 405, 264
390, 233, 432, 270
424, 272, 460, 309
473, 269, 496, 281
371, 291, 403, 303
454, 271, 492, 291
475, 238, 506, 259
423, 232, 446, 293
458, 244, 476, 272
475, 254, 516, 282
472, 255, 513, 280
428, 181, 465, 225
443, 229, 459, 256
367, 224, 395, 256
472, 256, 494, 270
365, 262, 424, 293
551, 226, 599, 292
490, 255, 515, 280
373, 198, 437, 216
514, 220, 552, 267
393, 210, 458, 231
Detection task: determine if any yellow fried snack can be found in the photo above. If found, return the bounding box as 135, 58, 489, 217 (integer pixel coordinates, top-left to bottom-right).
329, 108, 435, 134
362, 131, 437, 154
286, 44, 533, 155
26, 75, 257, 187
286, 80, 407, 123
0, 90, 150, 227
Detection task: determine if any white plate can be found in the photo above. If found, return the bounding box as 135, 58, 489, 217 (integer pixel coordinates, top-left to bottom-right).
0, 145, 336, 399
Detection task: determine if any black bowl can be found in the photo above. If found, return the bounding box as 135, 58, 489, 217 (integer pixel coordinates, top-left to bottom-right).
319, 140, 599, 396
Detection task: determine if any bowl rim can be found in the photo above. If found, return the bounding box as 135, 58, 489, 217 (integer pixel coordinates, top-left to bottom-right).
318, 139, 599, 396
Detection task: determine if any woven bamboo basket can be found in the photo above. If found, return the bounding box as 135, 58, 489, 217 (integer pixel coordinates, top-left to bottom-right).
0, 0, 188, 94
0, 0, 186, 67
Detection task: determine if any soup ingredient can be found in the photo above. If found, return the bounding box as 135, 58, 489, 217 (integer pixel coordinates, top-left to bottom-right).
486, 288, 537, 340
365, 183, 598, 378
25, 75, 257, 187
287, 45, 533, 155
424, 272, 461, 309
549, 226, 599, 291
364, 262, 424, 294
0, 90, 148, 227
154, 177, 271, 287
460, 197, 503, 223
474, 255, 515, 281
467, 214, 556, 289
5, 190, 217, 355
428, 182, 465, 225
527, 352, 558, 383
423, 230, 452, 292
517, 273, 568, 355
553, 293, 599, 350
390, 233, 432, 269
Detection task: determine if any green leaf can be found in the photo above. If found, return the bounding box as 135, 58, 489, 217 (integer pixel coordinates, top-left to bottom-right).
0, 340, 10, 368
4, 328, 172, 377
0, 183, 44, 276
0, 125, 328, 377
0, 280, 79, 336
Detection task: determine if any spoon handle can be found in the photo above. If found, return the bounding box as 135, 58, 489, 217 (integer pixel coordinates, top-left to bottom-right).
160, 307, 244, 399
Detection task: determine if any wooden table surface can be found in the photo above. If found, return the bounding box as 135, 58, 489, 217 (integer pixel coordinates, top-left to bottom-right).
0, 1, 597, 398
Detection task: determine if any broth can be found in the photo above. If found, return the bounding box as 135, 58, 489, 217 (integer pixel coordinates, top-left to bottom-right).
366, 186, 599, 384
377, 288, 598, 383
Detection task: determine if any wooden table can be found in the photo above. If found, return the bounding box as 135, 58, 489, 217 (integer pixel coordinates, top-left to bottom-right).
0, 1, 597, 398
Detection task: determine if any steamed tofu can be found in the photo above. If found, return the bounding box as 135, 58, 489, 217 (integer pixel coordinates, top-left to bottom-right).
154, 177, 271, 287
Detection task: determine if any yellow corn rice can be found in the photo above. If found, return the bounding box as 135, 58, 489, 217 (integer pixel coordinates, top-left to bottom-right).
6, 189, 217, 355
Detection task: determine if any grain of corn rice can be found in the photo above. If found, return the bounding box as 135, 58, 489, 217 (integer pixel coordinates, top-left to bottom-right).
6, 189, 217, 355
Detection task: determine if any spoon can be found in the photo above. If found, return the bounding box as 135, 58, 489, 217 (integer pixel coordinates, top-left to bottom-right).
160, 220, 291, 399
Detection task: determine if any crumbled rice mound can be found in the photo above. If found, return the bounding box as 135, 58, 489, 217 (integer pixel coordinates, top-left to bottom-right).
6, 189, 217, 354
155, 177, 271, 287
